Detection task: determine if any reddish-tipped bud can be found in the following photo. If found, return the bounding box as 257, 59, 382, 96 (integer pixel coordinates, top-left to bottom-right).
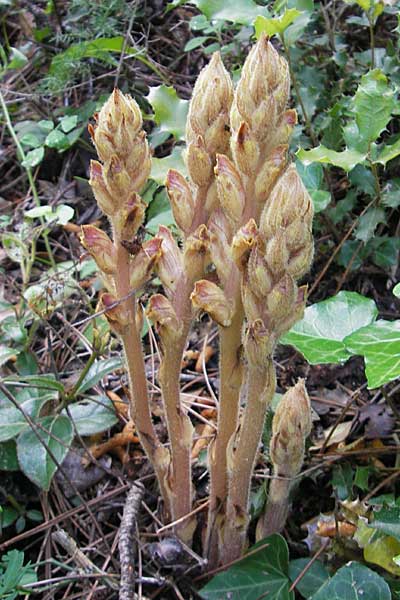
231, 219, 258, 269
146, 294, 182, 342
166, 169, 195, 233
215, 154, 245, 224
155, 226, 183, 294
191, 280, 234, 327
99, 293, 130, 335
244, 320, 277, 369
231, 122, 260, 176
129, 237, 162, 290
89, 160, 116, 215
80, 225, 116, 274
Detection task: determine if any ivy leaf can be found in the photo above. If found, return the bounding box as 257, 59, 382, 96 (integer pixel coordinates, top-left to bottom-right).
297, 145, 365, 171
289, 559, 330, 598
368, 507, 400, 541
354, 207, 386, 243
311, 562, 391, 600
147, 85, 189, 140
199, 535, 294, 600
353, 70, 395, 144
17, 415, 74, 491
344, 320, 400, 388
63, 395, 118, 436
254, 9, 301, 38
281, 291, 378, 364
189, 0, 266, 25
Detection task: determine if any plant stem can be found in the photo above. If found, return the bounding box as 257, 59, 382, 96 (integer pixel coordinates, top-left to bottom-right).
114, 240, 171, 516
221, 358, 276, 563
205, 282, 244, 563
368, 13, 375, 68
257, 477, 291, 539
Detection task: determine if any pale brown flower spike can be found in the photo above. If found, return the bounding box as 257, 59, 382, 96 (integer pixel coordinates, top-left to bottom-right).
82, 36, 314, 568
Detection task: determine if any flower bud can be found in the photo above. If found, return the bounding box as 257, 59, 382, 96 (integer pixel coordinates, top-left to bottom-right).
266, 274, 296, 324
186, 52, 233, 157
287, 239, 314, 280
155, 226, 183, 294
184, 224, 210, 277
166, 169, 195, 233
146, 294, 182, 343
89, 160, 115, 215
275, 285, 307, 336
246, 242, 273, 298
244, 320, 276, 369
99, 292, 130, 335
215, 154, 245, 224
186, 137, 213, 187
231, 122, 260, 176
111, 192, 146, 239
80, 225, 116, 274
191, 280, 234, 327
270, 380, 312, 477
254, 145, 287, 204
209, 222, 234, 287
264, 229, 289, 278
231, 219, 258, 269
129, 237, 162, 290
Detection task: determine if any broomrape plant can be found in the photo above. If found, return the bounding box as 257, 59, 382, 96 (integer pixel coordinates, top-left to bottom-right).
81, 34, 314, 566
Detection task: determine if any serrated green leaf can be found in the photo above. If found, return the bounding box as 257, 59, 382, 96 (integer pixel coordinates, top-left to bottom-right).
254, 9, 301, 38
281, 291, 378, 364
17, 415, 73, 491
353, 70, 395, 144
311, 562, 391, 600
289, 559, 330, 598
297, 146, 365, 171
344, 320, 400, 388
355, 207, 386, 243
151, 147, 187, 185
77, 357, 122, 394
376, 136, 400, 165
63, 395, 118, 435
147, 85, 189, 140
189, 0, 265, 25
199, 535, 294, 600
21, 146, 45, 168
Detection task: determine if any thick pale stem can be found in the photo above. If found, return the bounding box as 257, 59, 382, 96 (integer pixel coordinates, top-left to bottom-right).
257, 477, 291, 539
114, 242, 171, 515
221, 359, 275, 564
205, 293, 244, 563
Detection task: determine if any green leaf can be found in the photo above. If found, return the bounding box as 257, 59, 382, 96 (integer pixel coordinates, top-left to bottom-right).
8, 47, 28, 70
189, 0, 266, 25
0, 440, 19, 471
63, 395, 118, 435
20, 132, 43, 149
254, 9, 301, 38
17, 415, 73, 491
199, 535, 294, 600
0, 346, 17, 367
353, 70, 395, 144
281, 291, 378, 364
296, 161, 331, 213
393, 283, 400, 298
184, 36, 211, 51
355, 207, 386, 243
297, 146, 365, 172
332, 463, 353, 500
45, 128, 70, 151
0, 396, 51, 442
3, 374, 64, 393
368, 507, 400, 540
376, 136, 400, 165
76, 357, 122, 394
289, 559, 330, 598
147, 85, 189, 140
354, 466, 370, 491
60, 114, 78, 133
344, 320, 400, 388
151, 147, 187, 185
21, 146, 45, 168
312, 562, 391, 600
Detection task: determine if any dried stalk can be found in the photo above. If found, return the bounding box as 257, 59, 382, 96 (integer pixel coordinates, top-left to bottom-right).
119, 482, 145, 600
